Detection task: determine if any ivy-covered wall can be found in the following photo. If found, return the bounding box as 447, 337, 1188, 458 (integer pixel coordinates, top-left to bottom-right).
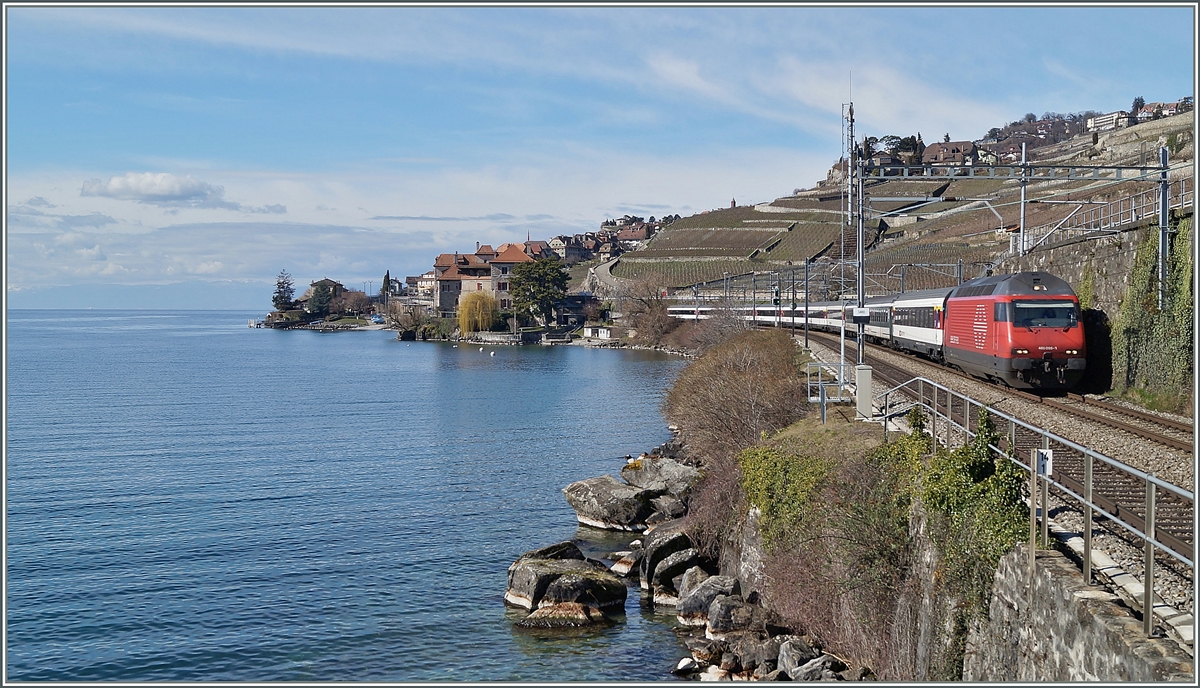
1109, 216, 1193, 411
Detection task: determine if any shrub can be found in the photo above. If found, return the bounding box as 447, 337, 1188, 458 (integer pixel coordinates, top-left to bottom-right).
756, 416, 924, 679
918, 411, 1026, 678
668, 328, 808, 556
664, 328, 806, 461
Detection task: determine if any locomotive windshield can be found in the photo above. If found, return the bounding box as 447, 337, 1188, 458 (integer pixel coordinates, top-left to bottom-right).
1013, 300, 1079, 328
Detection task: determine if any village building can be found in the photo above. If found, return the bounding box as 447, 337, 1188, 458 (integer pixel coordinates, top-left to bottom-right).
921, 141, 978, 166
489, 244, 534, 309
433, 252, 492, 317
1086, 111, 1130, 132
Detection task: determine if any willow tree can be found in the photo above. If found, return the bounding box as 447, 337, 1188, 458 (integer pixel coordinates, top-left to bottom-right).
458, 291, 498, 334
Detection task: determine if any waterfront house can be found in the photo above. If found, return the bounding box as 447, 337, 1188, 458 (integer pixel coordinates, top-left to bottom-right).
490, 244, 533, 310
311, 278, 346, 298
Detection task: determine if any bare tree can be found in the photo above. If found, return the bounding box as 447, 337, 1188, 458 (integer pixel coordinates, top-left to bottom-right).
620, 274, 679, 345
330, 290, 371, 316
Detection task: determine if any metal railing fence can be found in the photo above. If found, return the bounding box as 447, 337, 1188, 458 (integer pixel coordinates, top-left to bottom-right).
875, 376, 1193, 636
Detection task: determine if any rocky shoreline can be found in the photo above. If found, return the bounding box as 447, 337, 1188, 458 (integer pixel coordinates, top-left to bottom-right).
503, 435, 876, 681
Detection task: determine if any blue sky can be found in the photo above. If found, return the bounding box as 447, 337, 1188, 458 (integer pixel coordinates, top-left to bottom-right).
5, 5, 1195, 309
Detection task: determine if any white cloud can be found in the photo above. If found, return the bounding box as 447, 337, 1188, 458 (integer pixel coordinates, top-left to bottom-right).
75, 245, 106, 261
81, 172, 235, 208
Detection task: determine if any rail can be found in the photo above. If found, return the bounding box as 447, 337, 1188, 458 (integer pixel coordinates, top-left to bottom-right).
875, 376, 1194, 636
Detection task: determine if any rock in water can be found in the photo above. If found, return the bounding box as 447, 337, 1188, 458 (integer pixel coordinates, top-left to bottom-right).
505, 553, 625, 612
638, 528, 693, 589
609, 549, 643, 577
677, 575, 740, 626
510, 541, 586, 564
514, 602, 613, 629
650, 547, 700, 607
620, 456, 701, 499
686, 637, 723, 666
672, 657, 699, 675
677, 565, 711, 599
541, 572, 627, 612
562, 475, 655, 531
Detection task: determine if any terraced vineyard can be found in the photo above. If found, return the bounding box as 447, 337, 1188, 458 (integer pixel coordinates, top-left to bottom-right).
641, 228, 783, 256
611, 258, 765, 285
864, 240, 1006, 292
664, 205, 815, 229
610, 111, 1193, 294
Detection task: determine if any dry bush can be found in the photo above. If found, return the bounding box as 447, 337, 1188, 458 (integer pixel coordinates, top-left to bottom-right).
664, 301, 754, 354
666, 328, 807, 556
664, 328, 806, 460
619, 275, 680, 346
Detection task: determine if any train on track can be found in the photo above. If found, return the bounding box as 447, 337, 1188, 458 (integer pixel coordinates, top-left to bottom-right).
667, 271, 1087, 390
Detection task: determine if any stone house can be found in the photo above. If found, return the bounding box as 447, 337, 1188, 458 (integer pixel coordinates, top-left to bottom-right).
921, 141, 978, 166
490, 244, 534, 310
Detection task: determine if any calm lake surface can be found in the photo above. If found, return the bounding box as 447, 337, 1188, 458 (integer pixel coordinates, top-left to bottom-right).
5, 310, 691, 681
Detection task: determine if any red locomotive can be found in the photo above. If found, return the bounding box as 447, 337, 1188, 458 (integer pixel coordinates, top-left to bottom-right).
942, 272, 1086, 389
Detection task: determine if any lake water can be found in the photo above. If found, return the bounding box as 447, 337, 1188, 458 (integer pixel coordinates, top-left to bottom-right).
5, 310, 691, 681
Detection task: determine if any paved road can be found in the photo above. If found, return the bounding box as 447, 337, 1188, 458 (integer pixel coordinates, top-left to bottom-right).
586, 258, 625, 298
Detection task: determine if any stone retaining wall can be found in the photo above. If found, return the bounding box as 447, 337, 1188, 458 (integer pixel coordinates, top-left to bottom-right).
964, 544, 1193, 681
996, 220, 1157, 315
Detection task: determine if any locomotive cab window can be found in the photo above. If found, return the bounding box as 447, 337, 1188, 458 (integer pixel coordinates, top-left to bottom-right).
1013, 301, 1078, 328
993, 302, 1010, 322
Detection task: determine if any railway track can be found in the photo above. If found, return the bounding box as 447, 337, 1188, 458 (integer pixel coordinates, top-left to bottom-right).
805, 330, 1193, 454
804, 331, 1195, 566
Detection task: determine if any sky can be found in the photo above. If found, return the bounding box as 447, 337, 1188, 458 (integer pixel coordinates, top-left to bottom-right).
5, 4, 1196, 309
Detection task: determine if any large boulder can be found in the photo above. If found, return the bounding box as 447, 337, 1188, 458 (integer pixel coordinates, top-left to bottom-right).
729, 633, 795, 676
677, 566, 710, 599
563, 475, 655, 531
777, 638, 822, 678
706, 594, 756, 640
540, 572, 627, 612
677, 575, 740, 626
512, 541, 586, 563
514, 602, 613, 629
620, 456, 701, 499
686, 637, 724, 666
651, 547, 700, 591
638, 528, 693, 589
650, 495, 687, 520
505, 556, 623, 611
789, 654, 847, 681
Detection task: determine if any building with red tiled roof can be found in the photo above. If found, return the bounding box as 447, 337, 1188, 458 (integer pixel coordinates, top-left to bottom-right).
524, 240, 551, 259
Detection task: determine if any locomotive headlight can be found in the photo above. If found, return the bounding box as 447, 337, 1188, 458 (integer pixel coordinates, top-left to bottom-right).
1013, 348, 1029, 355
1065, 349, 1079, 355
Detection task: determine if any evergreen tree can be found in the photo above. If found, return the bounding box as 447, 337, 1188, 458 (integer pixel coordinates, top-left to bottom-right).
308, 283, 332, 317
381, 270, 391, 301
272, 270, 295, 311
510, 258, 569, 326
1130, 96, 1145, 115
